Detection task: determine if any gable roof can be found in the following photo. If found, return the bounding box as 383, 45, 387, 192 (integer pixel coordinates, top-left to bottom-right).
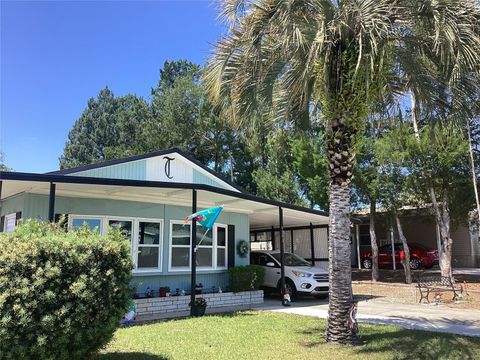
48, 148, 244, 192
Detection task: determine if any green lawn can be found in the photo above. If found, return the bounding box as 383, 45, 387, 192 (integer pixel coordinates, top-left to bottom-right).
98, 311, 480, 360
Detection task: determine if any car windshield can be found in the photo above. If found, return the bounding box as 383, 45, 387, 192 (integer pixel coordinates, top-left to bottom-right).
271, 253, 311, 266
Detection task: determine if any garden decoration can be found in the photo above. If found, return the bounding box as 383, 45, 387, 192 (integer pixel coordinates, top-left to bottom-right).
122, 299, 137, 325
236, 240, 249, 257
195, 283, 203, 294
145, 287, 153, 298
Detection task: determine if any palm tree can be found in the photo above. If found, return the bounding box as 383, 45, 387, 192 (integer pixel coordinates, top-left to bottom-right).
204, 0, 480, 344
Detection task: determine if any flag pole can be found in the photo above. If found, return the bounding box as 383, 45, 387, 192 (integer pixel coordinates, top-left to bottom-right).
196, 228, 211, 249
190, 190, 197, 316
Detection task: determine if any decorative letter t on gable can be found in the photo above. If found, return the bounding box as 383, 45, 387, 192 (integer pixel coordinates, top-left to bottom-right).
163, 156, 175, 179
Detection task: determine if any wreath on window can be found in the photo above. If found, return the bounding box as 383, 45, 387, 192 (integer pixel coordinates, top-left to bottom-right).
236, 240, 249, 257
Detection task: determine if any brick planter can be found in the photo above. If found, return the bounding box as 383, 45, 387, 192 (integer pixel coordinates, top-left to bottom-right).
134, 290, 264, 321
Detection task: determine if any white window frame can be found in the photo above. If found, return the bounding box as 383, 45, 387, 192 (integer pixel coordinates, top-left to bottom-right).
4, 213, 17, 233
68, 215, 164, 272
134, 218, 164, 272
169, 220, 228, 272
69, 215, 104, 233
215, 223, 228, 270
169, 220, 192, 271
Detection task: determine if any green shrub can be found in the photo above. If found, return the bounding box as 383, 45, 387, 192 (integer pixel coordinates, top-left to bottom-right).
0, 220, 133, 360
228, 265, 265, 292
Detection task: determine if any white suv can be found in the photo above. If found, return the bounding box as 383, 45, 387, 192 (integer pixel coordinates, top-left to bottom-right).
250, 250, 329, 299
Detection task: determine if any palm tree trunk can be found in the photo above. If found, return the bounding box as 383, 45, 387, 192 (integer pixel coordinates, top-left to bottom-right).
369, 199, 379, 282
394, 212, 412, 284
326, 182, 358, 344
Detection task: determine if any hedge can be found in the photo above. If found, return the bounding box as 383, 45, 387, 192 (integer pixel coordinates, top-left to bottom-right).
228, 265, 265, 292
0, 220, 133, 360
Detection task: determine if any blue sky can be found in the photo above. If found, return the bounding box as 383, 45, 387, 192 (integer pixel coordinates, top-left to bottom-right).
1, 0, 224, 172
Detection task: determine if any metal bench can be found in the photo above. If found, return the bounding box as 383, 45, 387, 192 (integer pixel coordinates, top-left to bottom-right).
417, 275, 463, 303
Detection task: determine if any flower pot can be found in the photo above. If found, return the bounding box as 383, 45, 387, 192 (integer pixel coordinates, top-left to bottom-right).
192, 305, 207, 317
159, 290, 167, 297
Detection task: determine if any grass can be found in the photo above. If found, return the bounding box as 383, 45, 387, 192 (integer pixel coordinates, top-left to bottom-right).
98, 311, 480, 360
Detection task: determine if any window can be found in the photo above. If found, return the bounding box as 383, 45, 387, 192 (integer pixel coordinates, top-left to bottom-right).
4, 213, 17, 233
137, 221, 162, 269
197, 224, 213, 268
216, 225, 227, 268
170, 222, 191, 269
108, 219, 133, 242
70, 216, 102, 233
169, 221, 228, 271
69, 215, 163, 271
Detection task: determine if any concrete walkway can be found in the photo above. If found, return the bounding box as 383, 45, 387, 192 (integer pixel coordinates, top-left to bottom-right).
254, 298, 480, 337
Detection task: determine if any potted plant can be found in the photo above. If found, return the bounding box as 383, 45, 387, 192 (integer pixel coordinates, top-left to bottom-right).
189, 297, 207, 317
159, 286, 170, 297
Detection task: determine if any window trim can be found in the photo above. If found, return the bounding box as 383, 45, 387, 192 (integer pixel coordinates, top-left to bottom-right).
215, 223, 228, 270
169, 220, 192, 272
134, 218, 164, 272
4, 213, 17, 233
68, 214, 164, 272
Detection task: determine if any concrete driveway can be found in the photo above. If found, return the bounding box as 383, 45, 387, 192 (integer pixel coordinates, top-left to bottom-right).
254, 296, 480, 337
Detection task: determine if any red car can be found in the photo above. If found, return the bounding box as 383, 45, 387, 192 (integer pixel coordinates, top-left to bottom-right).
361, 243, 438, 270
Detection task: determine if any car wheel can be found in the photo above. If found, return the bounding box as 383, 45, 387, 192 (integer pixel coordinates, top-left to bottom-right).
362, 259, 372, 269
409, 258, 421, 270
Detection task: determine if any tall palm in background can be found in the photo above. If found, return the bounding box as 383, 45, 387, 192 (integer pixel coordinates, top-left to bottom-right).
204, 0, 480, 344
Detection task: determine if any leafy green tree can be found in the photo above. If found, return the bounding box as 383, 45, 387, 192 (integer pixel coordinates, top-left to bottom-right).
375, 124, 415, 283
103, 94, 151, 159
291, 133, 329, 210
252, 129, 306, 205
60, 87, 121, 169
0, 152, 11, 171
405, 122, 473, 277
204, 0, 479, 343
353, 122, 384, 282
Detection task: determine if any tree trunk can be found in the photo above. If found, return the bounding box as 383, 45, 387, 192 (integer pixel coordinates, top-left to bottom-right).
410, 92, 453, 278
467, 121, 480, 225
430, 188, 453, 278
394, 212, 412, 284
369, 199, 379, 282
326, 183, 358, 344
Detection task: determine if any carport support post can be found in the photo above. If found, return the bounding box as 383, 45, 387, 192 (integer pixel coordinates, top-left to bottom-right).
309, 223, 315, 266
279, 207, 286, 303
48, 182, 56, 222
190, 189, 197, 316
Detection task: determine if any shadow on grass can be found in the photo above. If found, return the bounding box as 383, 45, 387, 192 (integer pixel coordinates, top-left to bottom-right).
299, 325, 479, 359
96, 352, 169, 360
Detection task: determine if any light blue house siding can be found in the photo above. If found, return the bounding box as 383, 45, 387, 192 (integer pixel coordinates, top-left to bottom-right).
72, 160, 148, 180
70, 158, 232, 190
1, 193, 250, 294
